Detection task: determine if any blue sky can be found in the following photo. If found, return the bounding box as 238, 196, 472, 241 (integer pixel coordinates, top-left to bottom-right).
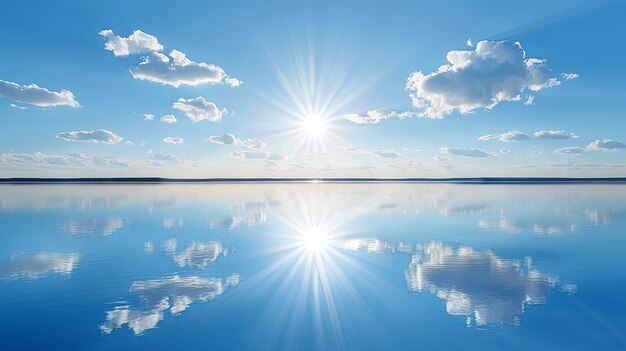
1, 0, 625, 177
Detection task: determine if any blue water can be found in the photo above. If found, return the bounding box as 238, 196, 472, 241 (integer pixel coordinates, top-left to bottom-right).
1, 183, 625, 350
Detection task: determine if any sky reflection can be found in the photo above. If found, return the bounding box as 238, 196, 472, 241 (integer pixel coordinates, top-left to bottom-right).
1, 184, 625, 349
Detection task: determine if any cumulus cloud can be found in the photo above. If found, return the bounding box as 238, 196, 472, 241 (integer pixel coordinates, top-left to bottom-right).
0, 80, 79, 107
130, 50, 240, 88
534, 130, 577, 140
586, 139, 626, 151
339, 109, 417, 124
207, 133, 265, 150
554, 147, 585, 155
440, 147, 493, 157
143, 113, 155, 121
173, 97, 225, 122
163, 137, 184, 144
498, 130, 529, 142
100, 273, 240, 335
406, 40, 569, 118
56, 129, 123, 144
99, 29, 163, 57
161, 114, 177, 124
405, 242, 559, 327
99, 29, 240, 87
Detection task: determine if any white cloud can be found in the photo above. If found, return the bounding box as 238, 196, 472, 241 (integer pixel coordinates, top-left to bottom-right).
172, 97, 225, 122
534, 130, 577, 140
100, 29, 240, 88
162, 137, 184, 144
561, 73, 579, 80
207, 133, 265, 150
232, 151, 284, 160
341, 145, 402, 158
478, 134, 499, 141
339, 109, 417, 124
406, 40, 568, 118
10, 103, 28, 110
161, 114, 177, 124
99, 29, 163, 57
130, 50, 241, 88
466, 38, 472, 47
0, 80, 79, 107
498, 130, 529, 142
56, 129, 123, 144
143, 113, 155, 121
586, 139, 626, 151
440, 147, 493, 157
554, 147, 585, 155
372, 150, 402, 158
405, 242, 559, 326
148, 151, 178, 162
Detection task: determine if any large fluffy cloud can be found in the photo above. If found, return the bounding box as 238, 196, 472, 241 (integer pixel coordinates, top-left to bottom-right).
55, 129, 123, 144
130, 50, 241, 88
0, 80, 79, 107
440, 147, 493, 157
208, 133, 265, 150
99, 29, 163, 57
406, 40, 571, 118
172, 97, 225, 122
99, 29, 241, 88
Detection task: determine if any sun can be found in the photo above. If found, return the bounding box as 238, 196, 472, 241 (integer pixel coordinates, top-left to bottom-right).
302, 114, 327, 137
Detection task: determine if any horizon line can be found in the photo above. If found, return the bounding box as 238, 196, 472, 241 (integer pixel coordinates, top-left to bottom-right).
1, 177, 626, 184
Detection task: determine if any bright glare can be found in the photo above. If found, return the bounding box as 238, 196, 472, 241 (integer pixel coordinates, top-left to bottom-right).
302, 229, 328, 252
303, 115, 326, 137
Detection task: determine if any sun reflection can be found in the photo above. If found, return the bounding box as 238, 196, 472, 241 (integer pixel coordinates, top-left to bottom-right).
301, 228, 329, 253
235, 190, 388, 349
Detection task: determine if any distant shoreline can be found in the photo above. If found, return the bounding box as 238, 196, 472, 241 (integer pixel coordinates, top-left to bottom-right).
1, 177, 625, 184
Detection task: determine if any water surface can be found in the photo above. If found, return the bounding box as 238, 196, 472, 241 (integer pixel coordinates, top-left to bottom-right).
1, 183, 625, 350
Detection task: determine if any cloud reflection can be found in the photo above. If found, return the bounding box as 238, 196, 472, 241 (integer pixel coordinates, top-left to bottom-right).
100, 273, 240, 335
173, 241, 225, 269
0, 252, 80, 280
57, 217, 124, 235
405, 242, 558, 327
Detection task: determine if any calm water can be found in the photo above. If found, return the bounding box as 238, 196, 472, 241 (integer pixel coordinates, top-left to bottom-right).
1, 183, 625, 350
